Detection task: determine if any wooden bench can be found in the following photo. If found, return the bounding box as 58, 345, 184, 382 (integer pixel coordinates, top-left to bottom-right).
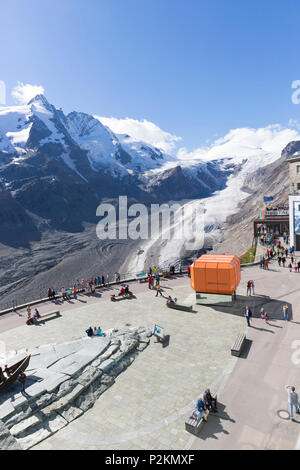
166, 302, 193, 312
231, 333, 246, 356
37, 310, 61, 321
185, 413, 209, 435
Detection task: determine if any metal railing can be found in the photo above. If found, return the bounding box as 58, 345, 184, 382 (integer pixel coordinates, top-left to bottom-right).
0, 265, 189, 314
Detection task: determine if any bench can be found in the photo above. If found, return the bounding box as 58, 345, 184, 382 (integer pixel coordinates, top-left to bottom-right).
166, 302, 193, 312
37, 310, 61, 321
231, 333, 246, 356
185, 394, 217, 435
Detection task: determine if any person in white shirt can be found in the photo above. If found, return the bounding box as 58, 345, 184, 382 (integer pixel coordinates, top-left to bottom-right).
285, 385, 299, 420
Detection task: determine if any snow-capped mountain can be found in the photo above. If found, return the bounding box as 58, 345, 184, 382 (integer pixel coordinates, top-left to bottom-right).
0, 94, 238, 237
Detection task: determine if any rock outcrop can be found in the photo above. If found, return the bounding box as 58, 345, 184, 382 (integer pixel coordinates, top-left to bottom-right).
0, 326, 152, 450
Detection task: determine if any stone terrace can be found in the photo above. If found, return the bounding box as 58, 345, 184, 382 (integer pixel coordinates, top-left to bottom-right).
0, 274, 245, 450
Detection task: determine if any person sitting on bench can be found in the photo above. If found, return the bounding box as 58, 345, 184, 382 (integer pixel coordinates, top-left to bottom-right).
167, 296, 174, 303
203, 388, 218, 412
33, 308, 41, 322
190, 397, 208, 423
119, 287, 126, 296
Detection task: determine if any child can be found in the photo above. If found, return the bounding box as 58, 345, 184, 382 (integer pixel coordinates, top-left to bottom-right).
264, 312, 269, 324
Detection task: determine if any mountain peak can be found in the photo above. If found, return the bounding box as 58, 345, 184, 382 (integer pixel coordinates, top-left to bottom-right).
28, 94, 52, 111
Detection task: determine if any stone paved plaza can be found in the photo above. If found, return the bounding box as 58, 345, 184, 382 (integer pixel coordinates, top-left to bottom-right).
0, 275, 244, 450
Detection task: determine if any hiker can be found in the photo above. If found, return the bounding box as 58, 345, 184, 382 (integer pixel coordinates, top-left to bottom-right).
285, 385, 300, 421
203, 388, 218, 412
283, 304, 289, 321
244, 305, 252, 327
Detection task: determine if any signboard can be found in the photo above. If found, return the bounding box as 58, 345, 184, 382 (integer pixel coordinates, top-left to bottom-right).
154, 324, 164, 340
265, 210, 289, 217
294, 202, 300, 235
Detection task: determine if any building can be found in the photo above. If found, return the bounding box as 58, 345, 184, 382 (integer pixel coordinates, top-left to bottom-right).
253, 207, 289, 238
288, 150, 300, 249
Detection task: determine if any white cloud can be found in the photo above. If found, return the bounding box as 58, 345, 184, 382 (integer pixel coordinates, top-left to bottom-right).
11, 82, 45, 105
95, 116, 181, 154
177, 124, 300, 170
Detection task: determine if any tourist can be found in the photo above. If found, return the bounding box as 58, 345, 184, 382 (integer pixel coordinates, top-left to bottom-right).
147, 276, 152, 289
264, 259, 269, 270
97, 326, 103, 336
85, 326, 93, 337
264, 312, 269, 324
4, 365, 11, 378
297, 261, 300, 273
73, 285, 77, 299
33, 308, 40, 321
93, 326, 98, 336
260, 307, 265, 319
244, 305, 252, 327
285, 385, 300, 421
167, 295, 174, 303
278, 256, 281, 267
77, 280, 81, 291
52, 287, 56, 300
246, 280, 252, 296
102, 275, 105, 286
283, 304, 289, 321
18, 371, 26, 393
156, 284, 163, 297
282, 257, 286, 268
26, 305, 31, 319
187, 266, 191, 277
0, 367, 5, 383
61, 287, 67, 301
48, 288, 52, 300
251, 280, 255, 295
288, 262, 293, 272
203, 388, 218, 412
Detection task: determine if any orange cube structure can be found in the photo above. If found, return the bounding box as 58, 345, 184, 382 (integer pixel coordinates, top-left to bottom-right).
190, 254, 241, 295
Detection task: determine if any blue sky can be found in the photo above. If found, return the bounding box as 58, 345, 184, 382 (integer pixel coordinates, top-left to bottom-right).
0, 0, 300, 150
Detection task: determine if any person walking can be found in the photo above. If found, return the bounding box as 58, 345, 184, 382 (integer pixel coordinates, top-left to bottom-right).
155, 284, 163, 297
18, 371, 27, 393
244, 305, 252, 327
285, 385, 300, 421
251, 280, 255, 295
147, 276, 152, 290
246, 280, 252, 296
283, 304, 289, 321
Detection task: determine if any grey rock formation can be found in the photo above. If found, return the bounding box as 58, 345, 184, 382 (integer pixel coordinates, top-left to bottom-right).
0, 327, 152, 450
